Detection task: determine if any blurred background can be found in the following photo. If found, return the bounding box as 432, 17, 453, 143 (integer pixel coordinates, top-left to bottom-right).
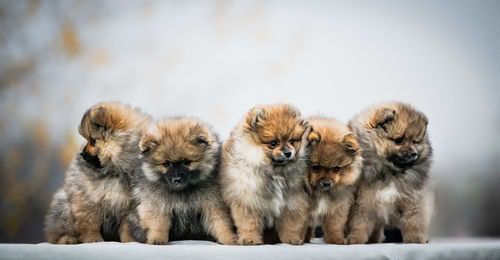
0, 0, 499, 243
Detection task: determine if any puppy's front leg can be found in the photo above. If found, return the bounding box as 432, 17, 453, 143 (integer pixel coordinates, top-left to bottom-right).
137, 203, 171, 245
119, 217, 136, 243
400, 204, 427, 244
71, 199, 104, 243
202, 201, 237, 245
323, 201, 350, 245
346, 201, 375, 244
231, 204, 263, 245
277, 195, 309, 245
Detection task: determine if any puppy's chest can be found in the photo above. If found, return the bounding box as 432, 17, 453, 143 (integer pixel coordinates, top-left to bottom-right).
89, 177, 129, 211
376, 182, 400, 205
374, 181, 402, 222
311, 196, 332, 218
265, 175, 287, 216
310, 189, 347, 217
235, 168, 287, 211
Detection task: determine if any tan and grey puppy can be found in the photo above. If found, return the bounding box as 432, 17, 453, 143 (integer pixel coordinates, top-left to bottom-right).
346, 101, 433, 244
304, 117, 362, 244
44, 101, 150, 244
220, 104, 312, 245
127, 117, 237, 245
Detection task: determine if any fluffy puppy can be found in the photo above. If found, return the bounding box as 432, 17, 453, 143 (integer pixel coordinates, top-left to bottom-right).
304, 117, 362, 244
44, 101, 150, 244
220, 104, 312, 245
127, 117, 237, 245
346, 102, 433, 244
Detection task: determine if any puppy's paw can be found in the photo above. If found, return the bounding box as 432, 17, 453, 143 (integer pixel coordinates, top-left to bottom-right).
346, 235, 365, 245
80, 233, 104, 243
57, 235, 78, 244
120, 236, 137, 243
218, 234, 238, 245
403, 234, 426, 244
238, 236, 263, 246
283, 238, 304, 245
147, 238, 168, 245
324, 236, 346, 245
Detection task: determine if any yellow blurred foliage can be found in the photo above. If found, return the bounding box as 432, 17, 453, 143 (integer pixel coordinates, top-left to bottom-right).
61, 23, 81, 57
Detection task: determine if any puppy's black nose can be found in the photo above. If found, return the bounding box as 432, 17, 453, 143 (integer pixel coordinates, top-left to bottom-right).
321, 180, 331, 188
408, 150, 418, 161
284, 151, 292, 158
171, 176, 182, 184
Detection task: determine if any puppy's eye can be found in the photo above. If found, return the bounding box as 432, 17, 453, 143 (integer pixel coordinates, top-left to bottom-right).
312, 165, 321, 173
413, 139, 422, 144
393, 137, 404, 145
268, 139, 279, 149
333, 166, 340, 173
89, 138, 96, 145
164, 161, 171, 167
183, 159, 191, 167
289, 139, 295, 145
93, 123, 104, 130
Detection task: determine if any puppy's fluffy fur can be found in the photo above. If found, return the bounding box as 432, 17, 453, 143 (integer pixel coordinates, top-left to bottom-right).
127, 117, 236, 245
44, 101, 150, 244
346, 102, 433, 244
304, 117, 362, 244
220, 104, 311, 245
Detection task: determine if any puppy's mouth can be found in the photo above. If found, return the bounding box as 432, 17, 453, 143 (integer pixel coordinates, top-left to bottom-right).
80, 151, 102, 168
164, 168, 201, 190
271, 158, 290, 166
164, 175, 189, 190
169, 181, 189, 190
389, 155, 417, 170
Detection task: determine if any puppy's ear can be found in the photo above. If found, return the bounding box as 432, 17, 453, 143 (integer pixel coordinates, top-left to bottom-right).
188, 124, 211, 147
89, 106, 108, 130
303, 172, 313, 196
343, 134, 359, 153
78, 109, 92, 137
245, 107, 265, 130
195, 136, 209, 146
368, 108, 395, 132
307, 128, 321, 146
139, 134, 158, 154
287, 105, 301, 118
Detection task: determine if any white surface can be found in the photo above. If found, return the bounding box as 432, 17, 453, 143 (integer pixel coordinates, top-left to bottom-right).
1, 238, 500, 260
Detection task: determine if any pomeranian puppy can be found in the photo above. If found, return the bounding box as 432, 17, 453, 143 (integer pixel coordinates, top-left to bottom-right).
220, 104, 312, 245
44, 101, 150, 244
127, 117, 237, 245
346, 101, 433, 244
304, 117, 362, 244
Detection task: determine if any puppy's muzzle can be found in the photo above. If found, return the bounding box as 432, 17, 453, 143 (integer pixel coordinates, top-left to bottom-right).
80, 150, 102, 168
401, 150, 418, 163
320, 179, 332, 190
390, 150, 419, 168
273, 149, 295, 166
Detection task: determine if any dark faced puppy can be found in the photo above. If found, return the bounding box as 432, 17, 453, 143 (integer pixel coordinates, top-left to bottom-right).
44, 101, 150, 244
127, 117, 236, 245
346, 102, 433, 244
304, 117, 362, 244
220, 104, 312, 245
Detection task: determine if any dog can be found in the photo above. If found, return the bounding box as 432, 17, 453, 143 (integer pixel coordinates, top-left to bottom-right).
126, 117, 237, 245
44, 101, 150, 244
346, 101, 433, 244
304, 117, 362, 244
220, 104, 312, 245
